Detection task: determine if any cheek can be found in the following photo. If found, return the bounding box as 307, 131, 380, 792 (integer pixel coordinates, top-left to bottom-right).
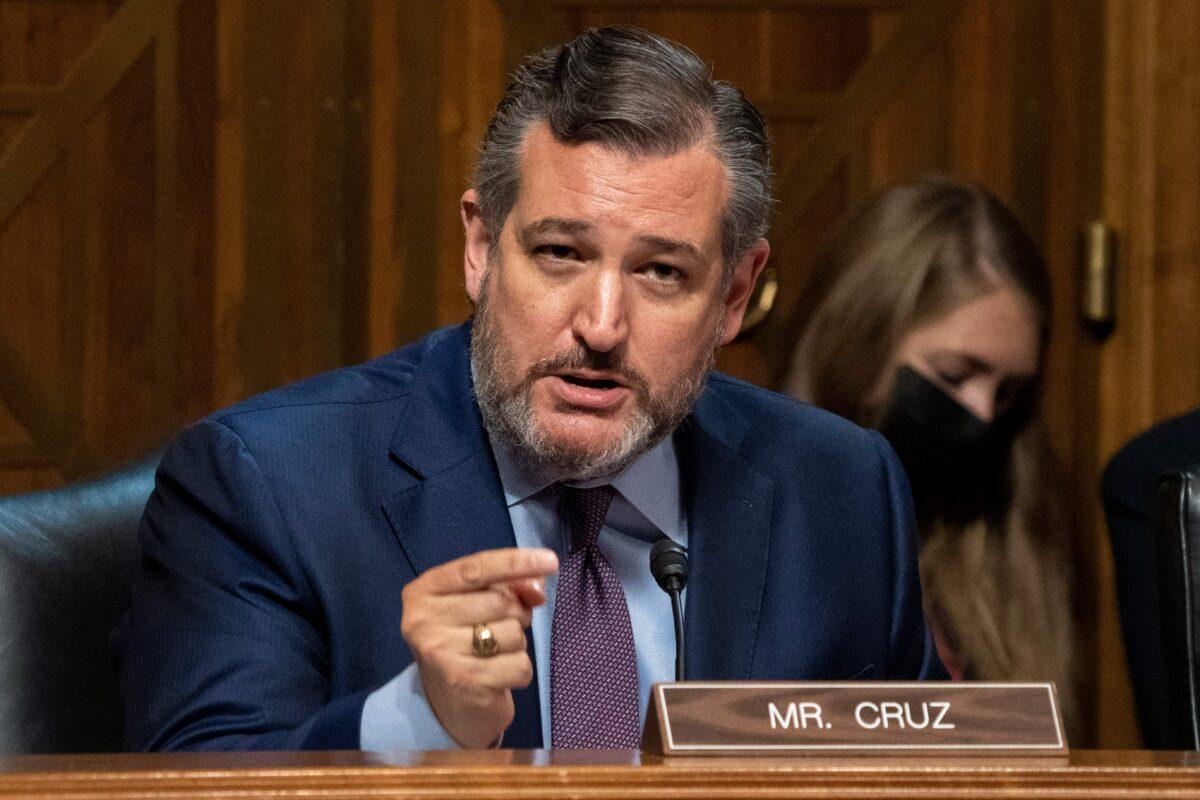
491, 269, 574, 354
628, 303, 719, 374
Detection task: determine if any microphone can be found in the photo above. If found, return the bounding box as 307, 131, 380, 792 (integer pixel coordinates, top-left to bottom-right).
650, 538, 688, 681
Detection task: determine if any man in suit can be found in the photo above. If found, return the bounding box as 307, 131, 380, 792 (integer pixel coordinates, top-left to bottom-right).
117, 26, 943, 752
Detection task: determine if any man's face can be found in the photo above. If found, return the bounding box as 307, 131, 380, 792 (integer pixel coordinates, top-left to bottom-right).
463, 124, 767, 479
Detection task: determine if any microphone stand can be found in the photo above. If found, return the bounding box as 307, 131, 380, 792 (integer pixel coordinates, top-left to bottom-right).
650, 538, 689, 682
668, 584, 685, 681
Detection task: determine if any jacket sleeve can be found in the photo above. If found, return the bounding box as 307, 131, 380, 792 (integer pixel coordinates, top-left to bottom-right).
115, 418, 367, 751
869, 429, 949, 681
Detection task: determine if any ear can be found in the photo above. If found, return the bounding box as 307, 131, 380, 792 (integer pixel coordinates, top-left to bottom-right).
461, 189, 491, 303
717, 239, 771, 346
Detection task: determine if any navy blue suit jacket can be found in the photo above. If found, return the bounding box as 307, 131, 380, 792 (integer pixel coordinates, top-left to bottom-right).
116, 323, 943, 751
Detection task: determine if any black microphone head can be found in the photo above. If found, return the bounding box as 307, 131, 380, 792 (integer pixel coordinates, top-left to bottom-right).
649, 538, 689, 593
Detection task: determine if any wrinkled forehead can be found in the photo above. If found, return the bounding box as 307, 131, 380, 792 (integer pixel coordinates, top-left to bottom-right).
508, 124, 729, 248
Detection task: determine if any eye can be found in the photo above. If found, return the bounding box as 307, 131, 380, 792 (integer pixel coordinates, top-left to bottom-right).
533, 244, 580, 261
935, 368, 970, 387
643, 262, 685, 283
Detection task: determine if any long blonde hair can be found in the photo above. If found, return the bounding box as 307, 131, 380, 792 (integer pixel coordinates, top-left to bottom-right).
786, 176, 1077, 732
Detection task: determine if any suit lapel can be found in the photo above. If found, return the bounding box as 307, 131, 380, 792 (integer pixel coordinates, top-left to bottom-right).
380, 324, 543, 748
678, 386, 775, 681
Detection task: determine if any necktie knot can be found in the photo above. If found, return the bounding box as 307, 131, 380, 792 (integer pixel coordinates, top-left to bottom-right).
562, 485, 616, 551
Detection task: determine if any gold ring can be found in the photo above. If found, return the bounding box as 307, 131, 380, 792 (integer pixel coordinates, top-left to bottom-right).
472, 622, 498, 658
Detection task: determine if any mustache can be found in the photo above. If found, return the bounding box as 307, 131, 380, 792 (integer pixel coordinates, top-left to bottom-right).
526, 346, 650, 395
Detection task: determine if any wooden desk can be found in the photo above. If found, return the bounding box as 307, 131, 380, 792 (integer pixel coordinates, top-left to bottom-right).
1, 750, 1198, 798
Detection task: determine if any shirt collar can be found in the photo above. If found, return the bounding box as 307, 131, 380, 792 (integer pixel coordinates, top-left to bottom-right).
490, 435, 684, 543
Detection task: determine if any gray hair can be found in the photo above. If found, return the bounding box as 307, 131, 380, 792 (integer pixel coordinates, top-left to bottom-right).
474, 26, 772, 270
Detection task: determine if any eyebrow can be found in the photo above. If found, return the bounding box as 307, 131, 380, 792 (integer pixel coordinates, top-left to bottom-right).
518, 217, 703, 261
517, 217, 595, 245
638, 234, 703, 262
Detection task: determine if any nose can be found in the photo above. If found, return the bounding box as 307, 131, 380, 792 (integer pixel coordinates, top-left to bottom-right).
955, 384, 995, 424
571, 268, 628, 353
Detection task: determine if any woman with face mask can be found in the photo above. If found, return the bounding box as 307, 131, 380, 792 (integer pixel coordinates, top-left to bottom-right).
786, 176, 1076, 735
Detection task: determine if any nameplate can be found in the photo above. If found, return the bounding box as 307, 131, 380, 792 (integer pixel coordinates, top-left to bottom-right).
641, 681, 1067, 757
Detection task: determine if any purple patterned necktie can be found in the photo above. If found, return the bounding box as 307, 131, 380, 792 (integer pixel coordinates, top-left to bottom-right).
550, 485, 641, 748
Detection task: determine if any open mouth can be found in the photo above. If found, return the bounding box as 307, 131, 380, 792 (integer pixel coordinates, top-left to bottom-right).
561, 374, 622, 390
551, 372, 630, 410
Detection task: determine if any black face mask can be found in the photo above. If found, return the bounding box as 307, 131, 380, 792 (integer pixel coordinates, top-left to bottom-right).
877, 366, 1020, 529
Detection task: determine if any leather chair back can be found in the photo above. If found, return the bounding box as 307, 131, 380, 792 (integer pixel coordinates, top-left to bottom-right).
1154, 467, 1200, 749
0, 457, 158, 753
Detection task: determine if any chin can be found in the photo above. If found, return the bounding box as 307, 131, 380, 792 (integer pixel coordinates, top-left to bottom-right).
523, 409, 654, 481
537, 414, 629, 455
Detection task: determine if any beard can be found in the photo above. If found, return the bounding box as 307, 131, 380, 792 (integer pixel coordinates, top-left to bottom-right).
470, 274, 721, 482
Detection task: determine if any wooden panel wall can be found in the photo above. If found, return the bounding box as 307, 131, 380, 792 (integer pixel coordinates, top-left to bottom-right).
213, 0, 369, 404
1100, 0, 1200, 449
1, 0, 212, 489
7, 0, 1189, 748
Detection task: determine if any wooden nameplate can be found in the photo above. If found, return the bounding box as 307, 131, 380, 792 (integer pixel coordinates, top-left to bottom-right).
641, 681, 1067, 757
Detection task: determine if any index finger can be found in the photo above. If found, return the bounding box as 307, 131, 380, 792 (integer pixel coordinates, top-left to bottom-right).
421, 547, 558, 595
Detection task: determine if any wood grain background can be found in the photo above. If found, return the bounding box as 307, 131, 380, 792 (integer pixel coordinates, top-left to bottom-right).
3, 749, 1200, 798
2, 749, 1200, 799
2, 0, 1196, 748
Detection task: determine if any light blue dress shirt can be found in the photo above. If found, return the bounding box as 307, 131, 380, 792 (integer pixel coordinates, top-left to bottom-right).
360, 436, 687, 750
